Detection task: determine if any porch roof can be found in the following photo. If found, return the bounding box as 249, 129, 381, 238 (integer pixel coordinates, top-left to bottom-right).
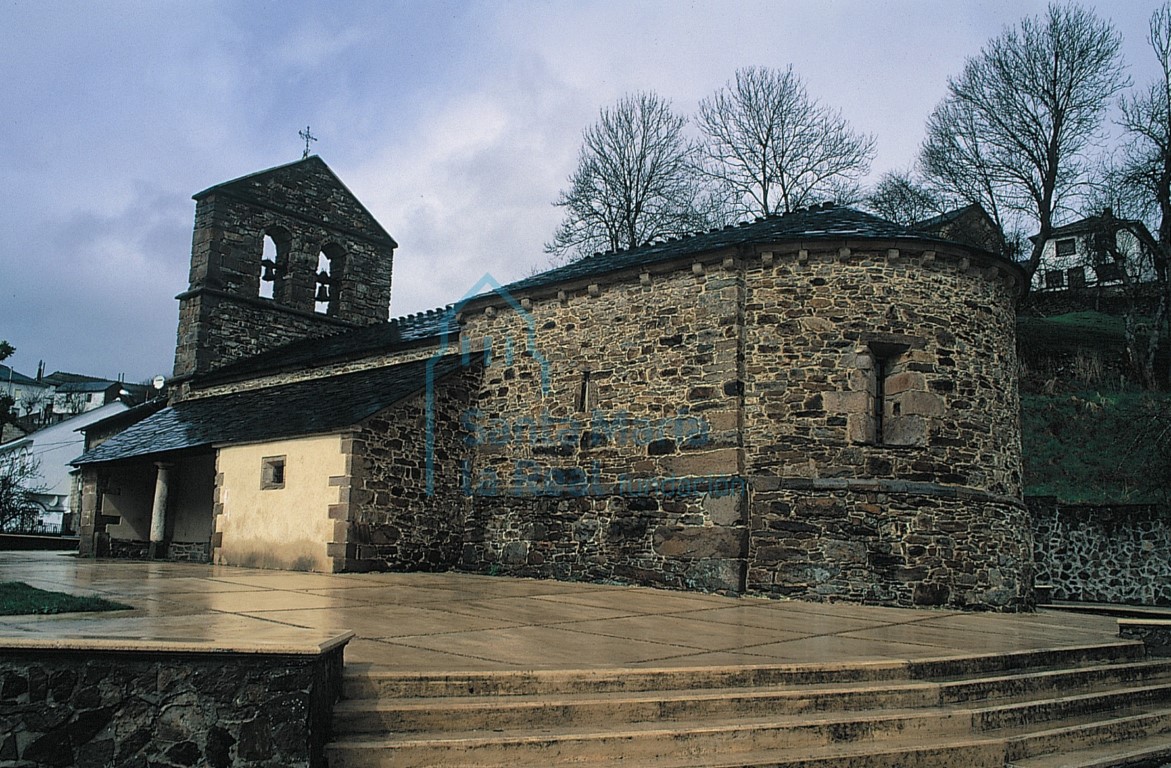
72, 354, 468, 466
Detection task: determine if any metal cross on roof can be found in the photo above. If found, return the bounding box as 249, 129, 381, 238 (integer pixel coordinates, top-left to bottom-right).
299, 126, 317, 159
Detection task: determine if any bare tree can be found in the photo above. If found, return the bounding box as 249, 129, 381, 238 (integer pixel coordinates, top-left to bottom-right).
697, 66, 875, 218
920, 3, 1129, 276
0, 449, 44, 532
864, 170, 950, 226
545, 93, 709, 265
1114, 2, 1171, 387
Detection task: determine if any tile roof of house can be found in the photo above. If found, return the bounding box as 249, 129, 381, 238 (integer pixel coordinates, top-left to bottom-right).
494, 203, 1011, 296
198, 307, 457, 384
74, 354, 469, 466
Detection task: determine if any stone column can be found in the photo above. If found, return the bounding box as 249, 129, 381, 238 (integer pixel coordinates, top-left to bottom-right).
149, 462, 174, 559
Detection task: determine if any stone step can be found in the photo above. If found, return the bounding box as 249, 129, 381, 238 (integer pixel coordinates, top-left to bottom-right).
341, 641, 1146, 699
976, 681, 1171, 732
333, 660, 1171, 736
327, 736, 1011, 768
327, 684, 1171, 768
1007, 730, 1171, 767
325, 707, 975, 768
1003, 708, 1171, 765
327, 709, 1171, 768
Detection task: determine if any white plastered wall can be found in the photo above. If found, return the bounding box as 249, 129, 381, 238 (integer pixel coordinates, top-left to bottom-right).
214, 434, 345, 571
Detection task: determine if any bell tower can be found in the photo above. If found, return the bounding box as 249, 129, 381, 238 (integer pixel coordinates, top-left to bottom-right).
172, 156, 396, 381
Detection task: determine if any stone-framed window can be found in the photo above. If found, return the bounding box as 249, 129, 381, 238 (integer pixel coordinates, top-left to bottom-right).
261, 456, 286, 490
868, 341, 909, 446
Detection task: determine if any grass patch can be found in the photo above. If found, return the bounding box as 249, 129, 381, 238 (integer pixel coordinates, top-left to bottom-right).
1022, 391, 1170, 504
0, 581, 131, 615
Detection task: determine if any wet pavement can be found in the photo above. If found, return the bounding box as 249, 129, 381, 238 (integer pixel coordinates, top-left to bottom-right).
0, 551, 1124, 671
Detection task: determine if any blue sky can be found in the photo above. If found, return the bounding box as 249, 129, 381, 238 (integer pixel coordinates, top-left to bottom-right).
0, 1, 1162, 382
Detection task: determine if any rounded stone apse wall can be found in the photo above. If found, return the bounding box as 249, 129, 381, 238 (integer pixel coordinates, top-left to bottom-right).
456, 238, 1028, 611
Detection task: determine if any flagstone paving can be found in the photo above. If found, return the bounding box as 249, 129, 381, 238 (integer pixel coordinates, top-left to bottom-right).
0, 551, 1122, 671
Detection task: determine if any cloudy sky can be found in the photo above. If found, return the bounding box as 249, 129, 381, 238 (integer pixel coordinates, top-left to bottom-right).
0, 1, 1162, 383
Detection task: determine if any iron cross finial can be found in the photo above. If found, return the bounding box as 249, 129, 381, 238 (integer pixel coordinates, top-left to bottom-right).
299, 126, 318, 159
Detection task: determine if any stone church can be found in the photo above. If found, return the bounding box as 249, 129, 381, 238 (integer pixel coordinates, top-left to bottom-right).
75, 156, 1031, 611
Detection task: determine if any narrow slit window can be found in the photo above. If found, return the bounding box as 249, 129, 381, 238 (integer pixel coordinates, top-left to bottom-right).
576, 370, 591, 412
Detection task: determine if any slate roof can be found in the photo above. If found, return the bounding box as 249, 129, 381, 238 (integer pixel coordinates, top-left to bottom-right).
1039, 212, 1154, 243
199, 307, 457, 384
74, 354, 468, 466
497, 204, 1002, 296
911, 204, 984, 232
192, 204, 1013, 387
55, 380, 119, 394
0, 365, 41, 388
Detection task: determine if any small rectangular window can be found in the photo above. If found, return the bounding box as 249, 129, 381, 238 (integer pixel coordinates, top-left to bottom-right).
1044, 270, 1065, 289
1067, 267, 1086, 288
1055, 238, 1076, 258
261, 456, 286, 490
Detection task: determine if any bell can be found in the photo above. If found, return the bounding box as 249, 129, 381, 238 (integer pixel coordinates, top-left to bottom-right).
315, 284, 330, 303
260, 259, 276, 282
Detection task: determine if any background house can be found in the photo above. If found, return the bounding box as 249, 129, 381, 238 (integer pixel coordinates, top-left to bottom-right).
0, 400, 130, 532
1031, 209, 1157, 292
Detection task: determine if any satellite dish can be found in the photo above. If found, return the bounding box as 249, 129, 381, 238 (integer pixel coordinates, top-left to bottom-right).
152, 376, 166, 391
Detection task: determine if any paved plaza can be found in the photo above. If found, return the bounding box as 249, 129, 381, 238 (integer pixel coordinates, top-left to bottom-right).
0, 551, 1123, 671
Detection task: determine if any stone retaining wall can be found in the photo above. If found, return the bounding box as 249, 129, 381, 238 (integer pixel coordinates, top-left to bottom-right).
0, 637, 348, 768
1031, 497, 1171, 606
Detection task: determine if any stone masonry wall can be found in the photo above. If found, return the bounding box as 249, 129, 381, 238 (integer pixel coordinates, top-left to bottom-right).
741, 243, 1029, 610
1031, 497, 1171, 605
750, 481, 1031, 609
174, 291, 353, 383
462, 482, 748, 593
456, 263, 750, 591
456, 240, 1027, 609
344, 367, 480, 571
0, 645, 344, 768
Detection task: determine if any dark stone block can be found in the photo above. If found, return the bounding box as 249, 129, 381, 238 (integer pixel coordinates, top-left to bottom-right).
23, 730, 74, 767
166, 741, 202, 766
1, 671, 28, 701
71, 704, 116, 744
647, 438, 675, 456
913, 582, 951, 606
76, 739, 115, 768
205, 725, 235, 768
237, 715, 273, 761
